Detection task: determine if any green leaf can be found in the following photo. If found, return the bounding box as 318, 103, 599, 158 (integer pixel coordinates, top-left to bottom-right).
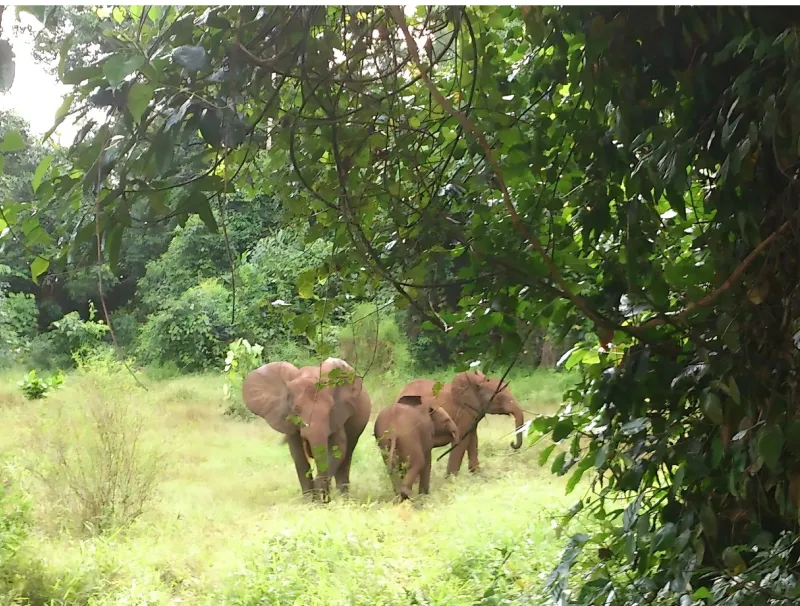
103, 54, 145, 88
756, 424, 784, 471
30, 256, 49, 284
297, 270, 316, 299
651, 522, 677, 552
127, 82, 154, 124
727, 376, 741, 405
32, 155, 53, 192
42, 94, 74, 142
105, 225, 123, 272
195, 193, 218, 234
550, 451, 567, 475
701, 391, 724, 424
552, 418, 574, 442
700, 504, 717, 539
565, 456, 593, 494
0, 129, 25, 152
538, 443, 557, 466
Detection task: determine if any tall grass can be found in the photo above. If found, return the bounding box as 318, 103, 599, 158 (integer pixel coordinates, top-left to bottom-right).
0, 359, 579, 604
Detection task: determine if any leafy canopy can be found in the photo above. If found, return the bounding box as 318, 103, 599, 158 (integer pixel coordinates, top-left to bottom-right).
4, 5, 800, 604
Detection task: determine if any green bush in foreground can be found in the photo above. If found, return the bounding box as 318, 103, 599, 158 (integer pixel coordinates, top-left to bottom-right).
18, 369, 63, 400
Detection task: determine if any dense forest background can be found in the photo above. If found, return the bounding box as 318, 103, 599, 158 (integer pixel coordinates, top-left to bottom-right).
3, 5, 800, 605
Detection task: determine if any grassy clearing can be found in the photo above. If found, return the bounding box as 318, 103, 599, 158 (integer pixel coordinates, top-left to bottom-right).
0, 365, 579, 605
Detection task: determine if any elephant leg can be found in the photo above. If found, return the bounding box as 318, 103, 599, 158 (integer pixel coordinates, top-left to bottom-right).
285, 433, 315, 496
333, 434, 354, 495
400, 452, 423, 500
467, 431, 480, 473
419, 452, 432, 495
446, 435, 470, 476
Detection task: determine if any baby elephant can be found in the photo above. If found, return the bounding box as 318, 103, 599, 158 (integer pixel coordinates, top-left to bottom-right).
374, 394, 460, 500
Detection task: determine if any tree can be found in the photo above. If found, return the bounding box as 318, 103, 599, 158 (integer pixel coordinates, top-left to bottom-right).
6, 5, 800, 604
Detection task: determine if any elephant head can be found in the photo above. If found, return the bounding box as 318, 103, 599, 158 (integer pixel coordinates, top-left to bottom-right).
398, 394, 460, 445
451, 371, 525, 449
242, 360, 358, 500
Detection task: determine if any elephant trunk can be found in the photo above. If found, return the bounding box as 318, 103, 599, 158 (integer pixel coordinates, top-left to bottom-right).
303, 429, 333, 503
310, 445, 332, 503
509, 405, 525, 450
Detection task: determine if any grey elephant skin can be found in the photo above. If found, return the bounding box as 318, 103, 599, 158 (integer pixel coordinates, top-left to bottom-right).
242, 357, 371, 502
398, 371, 525, 475
374, 394, 460, 500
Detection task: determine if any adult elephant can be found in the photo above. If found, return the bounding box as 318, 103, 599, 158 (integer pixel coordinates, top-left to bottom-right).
242, 357, 371, 502
397, 370, 524, 476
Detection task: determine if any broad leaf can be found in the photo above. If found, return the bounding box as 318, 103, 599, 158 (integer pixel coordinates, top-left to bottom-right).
103, 53, 145, 88
30, 256, 49, 284
127, 82, 154, 123
0, 129, 25, 152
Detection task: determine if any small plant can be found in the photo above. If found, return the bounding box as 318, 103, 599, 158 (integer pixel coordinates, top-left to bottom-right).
19, 369, 64, 400
222, 338, 264, 420
30, 380, 164, 534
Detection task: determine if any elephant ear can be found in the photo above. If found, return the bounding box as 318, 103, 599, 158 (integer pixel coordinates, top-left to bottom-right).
242, 361, 300, 433
451, 371, 487, 415
397, 394, 423, 406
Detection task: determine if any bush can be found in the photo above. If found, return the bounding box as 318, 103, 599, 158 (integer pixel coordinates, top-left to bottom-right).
236, 227, 340, 345
23, 332, 72, 370
337, 302, 411, 376
0, 288, 38, 367
222, 338, 264, 420
137, 217, 229, 316
30, 377, 164, 534
49, 302, 110, 364
137, 278, 235, 372
18, 369, 64, 400
107, 309, 140, 350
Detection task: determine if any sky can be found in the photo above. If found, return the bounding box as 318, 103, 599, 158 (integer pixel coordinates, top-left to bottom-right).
0, 6, 78, 144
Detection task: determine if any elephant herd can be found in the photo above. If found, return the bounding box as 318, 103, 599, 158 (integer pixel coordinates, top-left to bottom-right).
241, 357, 526, 502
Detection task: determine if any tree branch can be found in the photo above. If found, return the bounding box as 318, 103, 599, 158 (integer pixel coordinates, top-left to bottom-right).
390, 7, 613, 333
637, 207, 800, 330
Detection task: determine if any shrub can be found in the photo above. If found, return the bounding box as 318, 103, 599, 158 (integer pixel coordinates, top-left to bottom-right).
24, 332, 72, 370
337, 303, 411, 376
0, 288, 38, 367
18, 369, 64, 400
236, 227, 347, 343
49, 302, 110, 364
30, 378, 164, 534
222, 338, 264, 420
107, 309, 140, 350
137, 278, 235, 372
137, 217, 229, 315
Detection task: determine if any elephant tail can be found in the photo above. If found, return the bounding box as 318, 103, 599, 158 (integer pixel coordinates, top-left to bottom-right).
387, 435, 397, 472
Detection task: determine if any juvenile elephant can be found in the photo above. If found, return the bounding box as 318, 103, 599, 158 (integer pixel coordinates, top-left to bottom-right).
374, 394, 460, 500
242, 357, 371, 502
398, 371, 525, 476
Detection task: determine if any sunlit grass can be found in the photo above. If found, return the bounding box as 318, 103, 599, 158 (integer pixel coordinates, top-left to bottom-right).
0, 366, 580, 604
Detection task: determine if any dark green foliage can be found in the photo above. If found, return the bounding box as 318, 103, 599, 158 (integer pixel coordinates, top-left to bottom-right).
136, 279, 234, 372
0, 287, 38, 366
48, 304, 109, 365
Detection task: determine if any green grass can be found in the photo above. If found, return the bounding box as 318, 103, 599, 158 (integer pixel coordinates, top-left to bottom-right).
0, 365, 580, 605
